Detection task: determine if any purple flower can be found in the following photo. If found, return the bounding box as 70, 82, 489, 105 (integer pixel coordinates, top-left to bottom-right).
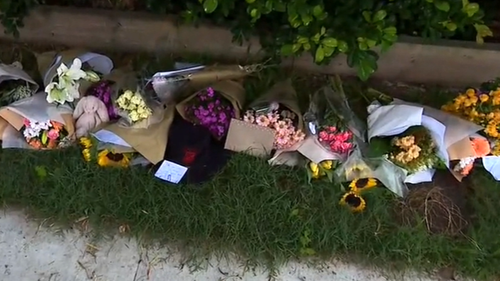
87, 80, 119, 120
184, 87, 234, 139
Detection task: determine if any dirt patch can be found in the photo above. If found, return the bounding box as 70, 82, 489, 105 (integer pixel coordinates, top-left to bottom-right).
397, 170, 471, 236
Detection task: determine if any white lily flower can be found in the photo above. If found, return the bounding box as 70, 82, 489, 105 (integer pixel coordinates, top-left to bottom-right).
61, 58, 87, 81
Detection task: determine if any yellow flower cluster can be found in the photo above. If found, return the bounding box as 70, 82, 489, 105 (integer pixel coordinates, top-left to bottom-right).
340, 178, 378, 213
308, 160, 334, 179
390, 135, 421, 164
442, 88, 500, 155
116, 90, 152, 123
79, 137, 92, 162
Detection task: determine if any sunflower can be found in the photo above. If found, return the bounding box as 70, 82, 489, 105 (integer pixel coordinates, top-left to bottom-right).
339, 191, 366, 212
82, 148, 91, 162
97, 150, 131, 168
349, 178, 377, 193
79, 137, 92, 149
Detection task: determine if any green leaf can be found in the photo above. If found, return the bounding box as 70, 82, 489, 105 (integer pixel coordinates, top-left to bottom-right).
366, 39, 377, 48
246, 0, 255, 3
320, 26, 326, 35
434, 1, 450, 12
312, 5, 323, 18
462, 0, 469, 7
338, 40, 349, 53
322, 37, 338, 48
292, 43, 301, 53
303, 42, 311, 50
383, 26, 397, 35
464, 3, 479, 17
297, 36, 309, 44
362, 11, 371, 22
203, 0, 218, 13
323, 46, 334, 57
315, 46, 325, 62
300, 247, 316, 256
250, 8, 259, 18
373, 10, 387, 21
356, 52, 378, 81
280, 44, 294, 56
41, 131, 48, 145
446, 22, 457, 31
311, 33, 321, 43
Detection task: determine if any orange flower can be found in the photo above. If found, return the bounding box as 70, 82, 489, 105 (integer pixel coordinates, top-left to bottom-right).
50, 121, 64, 131
472, 138, 491, 157
29, 139, 42, 149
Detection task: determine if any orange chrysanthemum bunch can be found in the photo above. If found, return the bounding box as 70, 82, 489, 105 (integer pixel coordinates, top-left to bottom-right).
442, 88, 500, 155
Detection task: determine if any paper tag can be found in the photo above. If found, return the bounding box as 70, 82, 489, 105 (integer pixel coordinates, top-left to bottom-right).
154, 160, 188, 184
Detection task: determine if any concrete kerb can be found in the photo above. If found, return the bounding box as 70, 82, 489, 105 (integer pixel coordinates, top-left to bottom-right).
1, 6, 500, 86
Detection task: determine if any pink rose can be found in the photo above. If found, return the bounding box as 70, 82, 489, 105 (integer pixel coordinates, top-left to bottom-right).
319, 131, 328, 140
23, 118, 30, 127
328, 126, 337, 132
47, 129, 60, 140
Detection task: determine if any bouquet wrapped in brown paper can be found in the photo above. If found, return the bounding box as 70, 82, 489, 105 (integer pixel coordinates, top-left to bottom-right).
176, 80, 246, 139
0, 92, 75, 149
102, 68, 165, 130
0, 62, 39, 106
92, 106, 176, 165
224, 79, 305, 158
36, 49, 113, 105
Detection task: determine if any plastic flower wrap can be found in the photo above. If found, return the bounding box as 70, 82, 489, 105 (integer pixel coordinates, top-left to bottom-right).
0, 62, 39, 106
21, 118, 70, 149
78, 136, 137, 168
45, 58, 100, 105
244, 105, 306, 150
184, 86, 235, 139
115, 89, 154, 127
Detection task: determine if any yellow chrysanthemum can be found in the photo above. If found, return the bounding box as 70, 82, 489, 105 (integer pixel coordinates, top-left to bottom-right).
97, 150, 130, 168
339, 191, 366, 212
349, 178, 378, 193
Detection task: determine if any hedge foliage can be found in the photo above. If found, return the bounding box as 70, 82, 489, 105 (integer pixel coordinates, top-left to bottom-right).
0, 0, 493, 80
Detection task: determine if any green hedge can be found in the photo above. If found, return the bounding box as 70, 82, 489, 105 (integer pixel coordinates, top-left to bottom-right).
0, 0, 493, 80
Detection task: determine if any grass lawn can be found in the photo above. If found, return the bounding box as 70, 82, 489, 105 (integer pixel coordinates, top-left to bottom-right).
0, 41, 499, 280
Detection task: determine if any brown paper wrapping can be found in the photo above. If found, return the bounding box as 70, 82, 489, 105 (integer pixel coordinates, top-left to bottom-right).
0, 117, 9, 140
250, 79, 304, 130
101, 106, 175, 164
224, 118, 275, 157
176, 80, 246, 121
180, 64, 256, 92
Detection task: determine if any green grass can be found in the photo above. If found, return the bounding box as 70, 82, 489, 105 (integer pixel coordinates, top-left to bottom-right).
1, 41, 500, 280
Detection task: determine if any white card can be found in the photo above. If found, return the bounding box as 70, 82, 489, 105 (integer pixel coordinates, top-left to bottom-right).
154, 160, 188, 184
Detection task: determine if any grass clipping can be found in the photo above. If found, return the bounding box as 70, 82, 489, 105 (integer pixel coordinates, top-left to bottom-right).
397, 184, 468, 237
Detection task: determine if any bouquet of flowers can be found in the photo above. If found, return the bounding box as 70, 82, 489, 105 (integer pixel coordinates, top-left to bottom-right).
115, 89, 153, 125
86, 80, 119, 121
442, 87, 500, 155
45, 58, 100, 105
317, 111, 355, 156
306, 160, 335, 182
21, 118, 70, 149
184, 86, 235, 139
243, 104, 306, 150
0, 80, 33, 106
372, 125, 442, 174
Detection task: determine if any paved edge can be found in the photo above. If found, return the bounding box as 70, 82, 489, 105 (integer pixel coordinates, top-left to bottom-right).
2, 6, 500, 86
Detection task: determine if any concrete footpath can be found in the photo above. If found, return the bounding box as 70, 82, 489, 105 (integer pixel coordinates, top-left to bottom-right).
0, 210, 439, 281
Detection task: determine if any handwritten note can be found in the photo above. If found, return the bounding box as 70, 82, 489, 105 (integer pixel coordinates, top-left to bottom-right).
154, 160, 188, 184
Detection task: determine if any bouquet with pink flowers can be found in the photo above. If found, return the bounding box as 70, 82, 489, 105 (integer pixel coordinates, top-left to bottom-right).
176, 80, 245, 139
244, 105, 306, 149
317, 111, 355, 157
